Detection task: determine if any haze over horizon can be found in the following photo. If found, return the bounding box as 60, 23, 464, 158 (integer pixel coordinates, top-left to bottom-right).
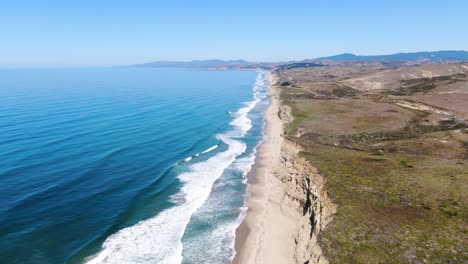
1, 0, 467, 67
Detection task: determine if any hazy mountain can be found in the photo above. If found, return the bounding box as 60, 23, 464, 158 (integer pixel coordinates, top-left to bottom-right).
313, 50, 468, 62
131, 51, 468, 69
132, 59, 252, 68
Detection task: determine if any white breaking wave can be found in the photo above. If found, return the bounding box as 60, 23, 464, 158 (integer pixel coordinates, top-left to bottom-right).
235, 148, 259, 181
183, 145, 219, 163
179, 73, 268, 264
86, 72, 268, 264
201, 145, 218, 154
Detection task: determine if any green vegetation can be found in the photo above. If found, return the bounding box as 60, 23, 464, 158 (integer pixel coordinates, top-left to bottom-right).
300, 141, 467, 263
330, 86, 360, 98
282, 95, 467, 263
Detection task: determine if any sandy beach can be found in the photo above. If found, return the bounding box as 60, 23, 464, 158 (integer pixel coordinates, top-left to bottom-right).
233, 72, 299, 264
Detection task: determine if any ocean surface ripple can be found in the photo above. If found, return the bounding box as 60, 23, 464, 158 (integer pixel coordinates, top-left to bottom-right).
86, 73, 268, 264
0, 68, 268, 264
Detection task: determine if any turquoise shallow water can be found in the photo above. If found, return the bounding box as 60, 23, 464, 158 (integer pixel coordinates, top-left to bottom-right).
0, 68, 268, 263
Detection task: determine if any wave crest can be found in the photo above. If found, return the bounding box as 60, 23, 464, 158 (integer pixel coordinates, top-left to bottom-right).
86, 72, 268, 264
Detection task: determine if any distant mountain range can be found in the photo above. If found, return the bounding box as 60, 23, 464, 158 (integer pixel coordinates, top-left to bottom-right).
131, 51, 468, 69
312, 50, 468, 62
131, 59, 254, 68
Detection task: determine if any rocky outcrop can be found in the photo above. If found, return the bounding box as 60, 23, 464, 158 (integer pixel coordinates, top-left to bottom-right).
276, 105, 337, 264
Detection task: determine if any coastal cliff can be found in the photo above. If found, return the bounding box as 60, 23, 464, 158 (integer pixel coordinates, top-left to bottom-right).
275, 104, 336, 264
270, 63, 468, 263
233, 72, 337, 264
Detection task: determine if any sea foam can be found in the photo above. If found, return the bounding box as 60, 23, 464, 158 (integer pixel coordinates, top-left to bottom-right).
86, 72, 267, 264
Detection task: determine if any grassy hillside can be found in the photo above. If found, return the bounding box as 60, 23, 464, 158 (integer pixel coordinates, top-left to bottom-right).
276, 62, 468, 263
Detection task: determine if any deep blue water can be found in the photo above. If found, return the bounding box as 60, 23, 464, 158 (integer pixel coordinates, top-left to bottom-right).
0, 68, 268, 263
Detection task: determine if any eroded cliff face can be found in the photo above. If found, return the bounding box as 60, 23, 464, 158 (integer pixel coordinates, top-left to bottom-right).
278, 104, 293, 125
276, 105, 336, 264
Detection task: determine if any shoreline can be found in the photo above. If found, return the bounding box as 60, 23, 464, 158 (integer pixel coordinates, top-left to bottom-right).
233, 72, 299, 263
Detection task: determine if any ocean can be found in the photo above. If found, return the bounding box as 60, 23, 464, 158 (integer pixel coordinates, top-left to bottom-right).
0, 68, 268, 263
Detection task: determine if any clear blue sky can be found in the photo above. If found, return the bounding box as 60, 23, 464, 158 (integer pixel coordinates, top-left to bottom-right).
1, 0, 467, 67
